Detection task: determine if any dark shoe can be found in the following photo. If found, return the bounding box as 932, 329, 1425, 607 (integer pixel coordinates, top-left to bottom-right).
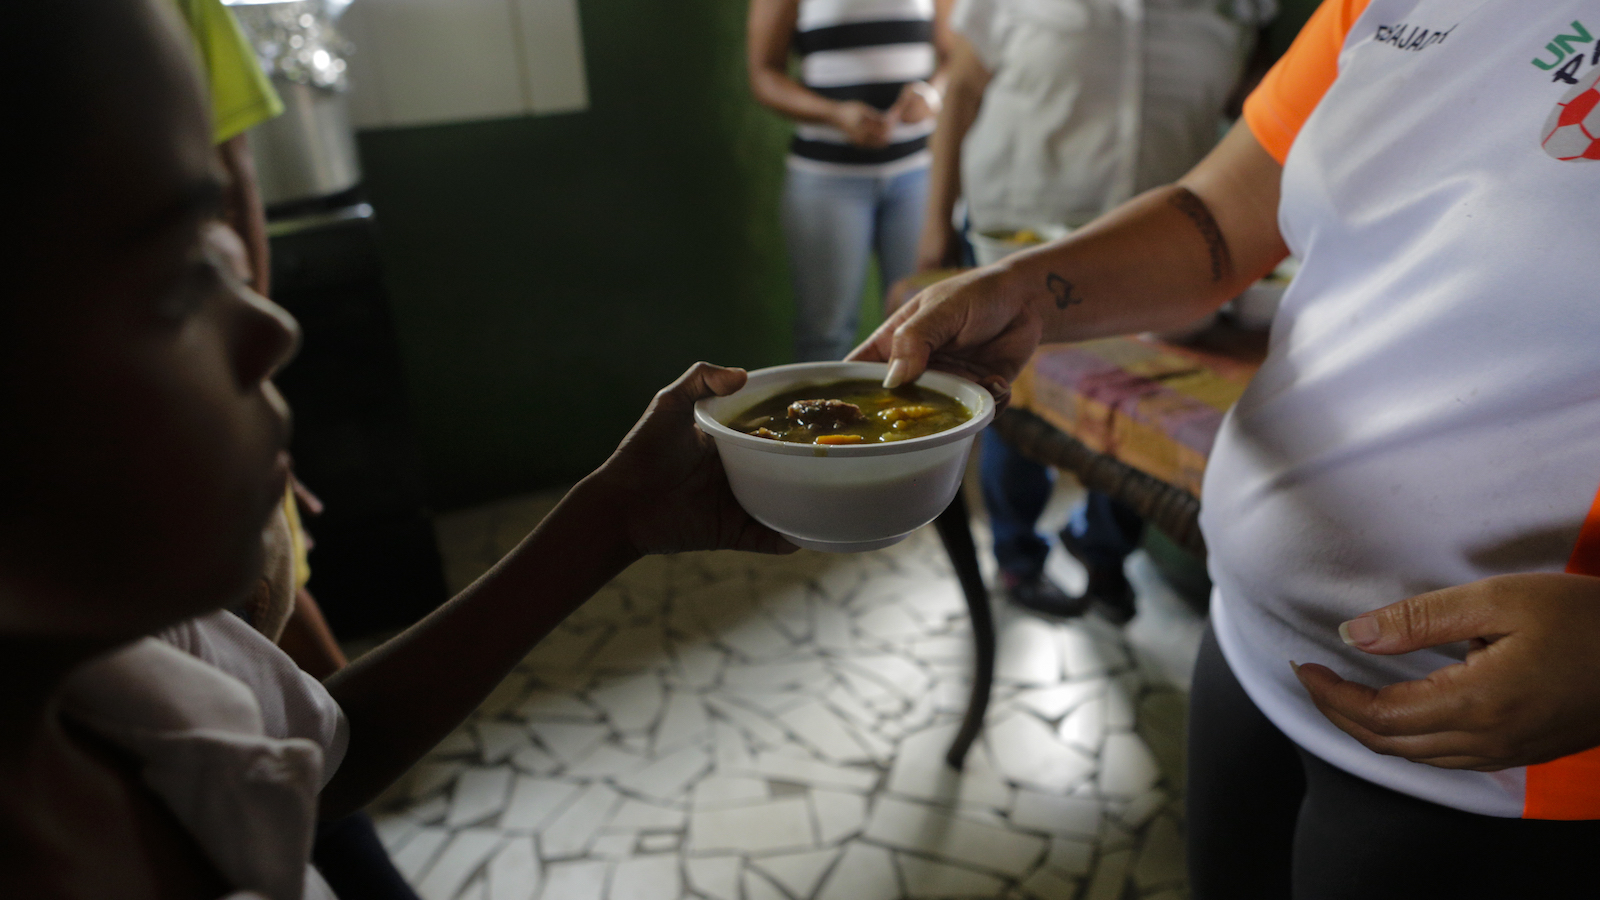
1003, 572, 1090, 619
1057, 527, 1138, 625
1085, 566, 1137, 626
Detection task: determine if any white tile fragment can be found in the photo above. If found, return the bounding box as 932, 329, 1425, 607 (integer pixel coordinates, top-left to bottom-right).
705, 696, 790, 746
906, 634, 972, 663
1056, 626, 1111, 680
517, 690, 600, 722
638, 833, 679, 853
458, 875, 488, 900
607, 799, 687, 830
653, 690, 712, 753
995, 618, 1063, 685
813, 603, 856, 650
487, 837, 541, 900
1099, 732, 1161, 798
1083, 847, 1134, 900
613, 743, 711, 802
713, 720, 756, 770
510, 742, 561, 776
684, 856, 741, 900
415, 828, 503, 900
719, 614, 796, 660
887, 722, 1011, 811
500, 776, 581, 832
821, 683, 879, 729
751, 847, 839, 899
687, 796, 815, 855
589, 832, 636, 859
475, 721, 531, 764
855, 603, 927, 644
1045, 835, 1095, 876
898, 855, 1006, 898
538, 860, 609, 900
1059, 695, 1107, 754
609, 855, 680, 900
810, 788, 869, 845
863, 796, 1046, 877
1116, 788, 1168, 830
1104, 677, 1138, 731
372, 813, 421, 854
542, 784, 622, 859
838, 654, 932, 699
589, 677, 665, 732
987, 713, 1096, 793
408, 795, 450, 825
447, 766, 515, 828
562, 743, 646, 779
778, 700, 875, 764
391, 826, 450, 882
1019, 865, 1079, 900
1010, 790, 1103, 839
692, 775, 769, 809
670, 642, 726, 689
529, 722, 609, 764
1010, 681, 1105, 721
742, 750, 877, 792
814, 842, 899, 900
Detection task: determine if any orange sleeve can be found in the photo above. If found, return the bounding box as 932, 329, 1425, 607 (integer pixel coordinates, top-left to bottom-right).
1243, 0, 1374, 164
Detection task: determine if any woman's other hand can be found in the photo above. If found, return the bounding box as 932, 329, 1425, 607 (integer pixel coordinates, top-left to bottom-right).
888, 81, 941, 125
833, 101, 892, 148
1296, 573, 1600, 770
592, 362, 796, 557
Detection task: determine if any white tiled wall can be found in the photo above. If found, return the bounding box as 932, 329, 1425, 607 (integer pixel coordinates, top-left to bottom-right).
342, 0, 590, 130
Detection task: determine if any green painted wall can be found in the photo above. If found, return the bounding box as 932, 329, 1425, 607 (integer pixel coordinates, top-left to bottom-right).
358, 0, 801, 510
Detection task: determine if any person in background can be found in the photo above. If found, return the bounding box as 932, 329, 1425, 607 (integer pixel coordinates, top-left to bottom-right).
916, 0, 1274, 621
748, 0, 954, 362
168, 2, 413, 895
855, 0, 1600, 894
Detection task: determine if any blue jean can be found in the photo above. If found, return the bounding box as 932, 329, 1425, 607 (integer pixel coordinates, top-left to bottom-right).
782, 163, 929, 362
979, 430, 1142, 581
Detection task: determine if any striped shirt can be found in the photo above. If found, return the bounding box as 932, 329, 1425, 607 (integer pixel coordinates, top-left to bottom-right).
791, 0, 937, 171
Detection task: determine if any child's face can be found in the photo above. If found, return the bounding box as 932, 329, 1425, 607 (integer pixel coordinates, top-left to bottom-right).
0, 0, 300, 639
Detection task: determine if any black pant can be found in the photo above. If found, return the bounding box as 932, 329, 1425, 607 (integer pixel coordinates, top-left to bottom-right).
1187, 627, 1600, 899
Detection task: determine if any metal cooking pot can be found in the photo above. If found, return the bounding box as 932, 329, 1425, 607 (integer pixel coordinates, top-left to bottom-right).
229, 0, 361, 207
252, 78, 361, 206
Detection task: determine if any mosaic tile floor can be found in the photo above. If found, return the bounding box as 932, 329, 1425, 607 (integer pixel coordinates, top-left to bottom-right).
369, 482, 1204, 900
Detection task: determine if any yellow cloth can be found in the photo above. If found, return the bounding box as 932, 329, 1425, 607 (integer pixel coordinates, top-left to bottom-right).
282, 487, 311, 590
171, 0, 284, 143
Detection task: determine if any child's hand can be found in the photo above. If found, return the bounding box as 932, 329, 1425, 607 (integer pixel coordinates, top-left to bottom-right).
591, 362, 797, 557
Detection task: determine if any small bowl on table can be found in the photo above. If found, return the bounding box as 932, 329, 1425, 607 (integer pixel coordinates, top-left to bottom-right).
693, 361, 996, 552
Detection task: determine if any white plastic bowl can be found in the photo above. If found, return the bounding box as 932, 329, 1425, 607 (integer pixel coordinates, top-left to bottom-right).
694, 361, 995, 552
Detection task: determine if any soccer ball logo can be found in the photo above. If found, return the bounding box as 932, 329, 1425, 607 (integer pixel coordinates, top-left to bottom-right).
1541, 67, 1600, 161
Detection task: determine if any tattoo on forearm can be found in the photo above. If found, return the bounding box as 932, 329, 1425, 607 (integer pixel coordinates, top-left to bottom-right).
1045, 273, 1084, 310
1168, 187, 1234, 283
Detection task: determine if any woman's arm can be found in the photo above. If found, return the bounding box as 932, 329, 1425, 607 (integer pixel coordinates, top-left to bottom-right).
916, 31, 992, 271
746, 0, 890, 147
852, 121, 1290, 387
316, 364, 792, 817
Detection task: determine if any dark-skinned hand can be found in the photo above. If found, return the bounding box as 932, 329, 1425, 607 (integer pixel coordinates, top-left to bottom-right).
591, 362, 797, 558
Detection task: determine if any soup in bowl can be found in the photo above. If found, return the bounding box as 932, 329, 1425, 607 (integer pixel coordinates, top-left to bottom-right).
694, 361, 996, 552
